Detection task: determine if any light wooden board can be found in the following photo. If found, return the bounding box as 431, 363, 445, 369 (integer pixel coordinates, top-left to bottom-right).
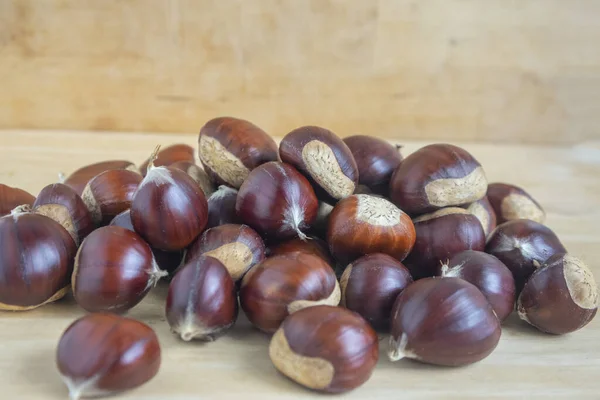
1, 130, 600, 399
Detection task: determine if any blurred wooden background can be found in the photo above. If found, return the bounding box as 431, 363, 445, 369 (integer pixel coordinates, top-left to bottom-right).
0, 0, 598, 143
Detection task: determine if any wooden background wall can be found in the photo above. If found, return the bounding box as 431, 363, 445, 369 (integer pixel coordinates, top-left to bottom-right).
0, 0, 599, 143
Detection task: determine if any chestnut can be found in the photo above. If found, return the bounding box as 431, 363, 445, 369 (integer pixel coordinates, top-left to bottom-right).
269, 236, 335, 266
487, 182, 545, 224
340, 253, 412, 330
389, 143, 488, 215
439, 250, 516, 321
72, 226, 167, 313
166, 256, 238, 341
280, 126, 358, 200
343, 135, 403, 195
518, 254, 598, 334
169, 160, 215, 197
62, 160, 138, 196
236, 161, 318, 241
404, 207, 486, 279
0, 184, 35, 217
327, 194, 416, 266
239, 252, 340, 333
81, 169, 143, 226
465, 196, 497, 237
486, 219, 566, 293
139, 143, 195, 175
185, 224, 266, 282
198, 116, 278, 188
269, 305, 378, 393
206, 185, 242, 229
388, 277, 501, 366
0, 207, 76, 310
57, 313, 160, 399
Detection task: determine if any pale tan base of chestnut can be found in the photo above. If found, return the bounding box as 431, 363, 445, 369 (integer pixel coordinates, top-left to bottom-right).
0, 285, 70, 311
287, 281, 341, 314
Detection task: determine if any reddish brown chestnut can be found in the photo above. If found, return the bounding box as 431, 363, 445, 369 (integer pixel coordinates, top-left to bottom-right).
269, 305, 378, 393
240, 252, 340, 333
166, 256, 238, 341
0, 184, 35, 217
465, 196, 497, 237
269, 236, 335, 266
339, 253, 412, 330
280, 126, 358, 200
518, 254, 598, 334
198, 117, 278, 188
236, 161, 318, 241
389, 144, 488, 215
73, 226, 167, 313
57, 313, 160, 399
206, 185, 242, 229
439, 250, 516, 321
327, 194, 415, 266
62, 160, 139, 196
169, 160, 215, 197
139, 143, 195, 175
487, 182, 545, 224
389, 277, 501, 366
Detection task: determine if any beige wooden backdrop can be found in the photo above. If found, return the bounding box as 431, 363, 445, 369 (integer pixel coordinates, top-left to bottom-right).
0, 0, 598, 143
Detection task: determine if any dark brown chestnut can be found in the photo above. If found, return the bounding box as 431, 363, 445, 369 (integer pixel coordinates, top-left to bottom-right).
139, 143, 195, 175
389, 144, 488, 215
486, 219, 566, 293
198, 117, 279, 188
0, 184, 35, 217
169, 160, 215, 197
280, 126, 358, 200
339, 253, 412, 330
206, 185, 242, 229
269, 305, 378, 393
236, 161, 318, 241
269, 236, 335, 266
239, 252, 340, 333
518, 253, 598, 334
343, 135, 403, 195
388, 277, 501, 366
327, 194, 416, 266
73, 226, 167, 313
0, 207, 76, 310
439, 250, 516, 321
487, 182, 545, 224
62, 160, 139, 196
56, 313, 160, 399
465, 196, 497, 237
166, 256, 238, 341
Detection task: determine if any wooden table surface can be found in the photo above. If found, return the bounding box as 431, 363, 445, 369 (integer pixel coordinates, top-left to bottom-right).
1, 130, 600, 399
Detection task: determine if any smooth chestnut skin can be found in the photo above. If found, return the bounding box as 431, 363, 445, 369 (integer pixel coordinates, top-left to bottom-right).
343, 135, 403, 195
169, 160, 215, 197
62, 160, 138, 196
269, 236, 335, 266
56, 313, 161, 399
340, 253, 412, 330
439, 250, 516, 321
81, 169, 143, 226
73, 226, 167, 313
486, 219, 566, 293
280, 126, 358, 201
236, 161, 318, 241
389, 277, 501, 366
166, 256, 238, 341
389, 144, 488, 215
0, 209, 76, 310
327, 194, 416, 266
139, 143, 195, 175
206, 185, 242, 229
404, 207, 486, 280
0, 184, 35, 217
487, 182, 545, 224
518, 254, 598, 334
465, 196, 497, 237
269, 305, 378, 393
198, 117, 279, 188
185, 224, 266, 282
240, 252, 340, 333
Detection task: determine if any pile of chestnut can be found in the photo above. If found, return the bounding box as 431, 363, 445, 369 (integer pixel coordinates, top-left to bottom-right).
1, 117, 598, 398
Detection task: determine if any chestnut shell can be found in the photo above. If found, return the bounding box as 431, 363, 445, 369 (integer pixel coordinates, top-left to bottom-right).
0, 184, 35, 217
63, 160, 138, 196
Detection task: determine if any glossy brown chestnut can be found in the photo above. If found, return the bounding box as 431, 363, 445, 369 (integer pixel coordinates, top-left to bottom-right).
166, 256, 238, 341
185, 224, 266, 282
389, 144, 488, 215
439, 250, 516, 321
236, 161, 318, 241
62, 160, 139, 195
486, 219, 566, 293
343, 135, 403, 195
280, 126, 358, 200
0, 207, 76, 310
388, 277, 501, 366
56, 313, 161, 399
169, 160, 215, 197
327, 194, 416, 266
206, 185, 242, 229
269, 236, 335, 266
198, 117, 278, 188
139, 143, 195, 175
269, 305, 378, 393
73, 226, 167, 313
518, 254, 598, 334
404, 207, 486, 279
0, 184, 35, 217
465, 196, 497, 237
239, 252, 340, 333
487, 182, 546, 224
81, 169, 143, 226
340, 253, 412, 330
